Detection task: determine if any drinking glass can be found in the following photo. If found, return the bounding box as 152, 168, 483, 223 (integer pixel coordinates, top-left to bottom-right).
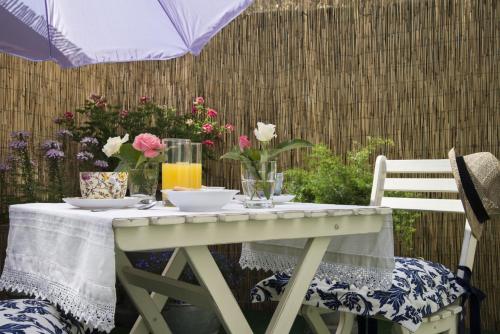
162, 138, 191, 204
190, 143, 202, 189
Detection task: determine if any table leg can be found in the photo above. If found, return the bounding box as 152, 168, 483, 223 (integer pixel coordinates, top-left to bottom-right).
130, 248, 188, 334
265, 236, 331, 334
183, 245, 253, 334
115, 249, 173, 334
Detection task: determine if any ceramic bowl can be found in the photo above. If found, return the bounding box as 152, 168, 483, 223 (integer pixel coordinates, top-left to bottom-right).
79, 172, 128, 199
163, 189, 239, 212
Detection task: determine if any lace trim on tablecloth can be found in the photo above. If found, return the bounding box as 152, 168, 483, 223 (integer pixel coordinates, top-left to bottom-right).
239, 245, 393, 290
0, 267, 115, 333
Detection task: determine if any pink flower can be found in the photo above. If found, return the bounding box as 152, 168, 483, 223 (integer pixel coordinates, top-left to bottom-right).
89, 94, 101, 102
64, 111, 74, 121
192, 105, 199, 114
140, 96, 150, 104
224, 124, 235, 132
119, 109, 129, 118
202, 139, 214, 148
202, 123, 213, 133
194, 96, 205, 105
207, 108, 217, 118
132, 133, 165, 158
239, 135, 251, 151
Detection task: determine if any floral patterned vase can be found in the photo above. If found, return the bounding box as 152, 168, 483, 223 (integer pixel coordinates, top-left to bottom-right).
79, 172, 128, 199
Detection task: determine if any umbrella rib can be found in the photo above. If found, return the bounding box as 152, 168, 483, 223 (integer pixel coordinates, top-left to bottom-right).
43, 0, 53, 60
155, 0, 190, 51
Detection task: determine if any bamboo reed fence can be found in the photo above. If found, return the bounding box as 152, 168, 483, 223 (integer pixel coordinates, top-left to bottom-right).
0, 0, 499, 329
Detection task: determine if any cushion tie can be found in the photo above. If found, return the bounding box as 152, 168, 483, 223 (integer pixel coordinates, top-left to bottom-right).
456, 265, 486, 334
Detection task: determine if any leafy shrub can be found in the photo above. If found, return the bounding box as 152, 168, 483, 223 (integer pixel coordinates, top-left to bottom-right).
284, 138, 418, 249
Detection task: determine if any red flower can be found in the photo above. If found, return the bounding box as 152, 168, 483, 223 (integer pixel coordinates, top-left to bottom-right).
202, 139, 214, 148
89, 94, 101, 102
239, 135, 251, 151
64, 111, 74, 121
202, 123, 213, 133
194, 96, 205, 105
224, 124, 235, 132
192, 105, 198, 114
140, 96, 150, 104
207, 108, 218, 118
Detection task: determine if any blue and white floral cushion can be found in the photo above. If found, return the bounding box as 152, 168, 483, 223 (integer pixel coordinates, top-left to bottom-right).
251, 257, 466, 332
0, 299, 86, 334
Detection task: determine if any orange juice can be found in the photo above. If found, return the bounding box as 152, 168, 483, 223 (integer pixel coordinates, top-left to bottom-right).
162, 163, 202, 189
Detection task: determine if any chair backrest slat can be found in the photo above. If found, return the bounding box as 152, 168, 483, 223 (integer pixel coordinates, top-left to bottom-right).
381, 197, 464, 213
386, 159, 452, 173
384, 178, 459, 193
372, 155, 478, 275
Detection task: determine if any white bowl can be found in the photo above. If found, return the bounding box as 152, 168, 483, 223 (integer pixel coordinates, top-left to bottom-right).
163, 189, 239, 212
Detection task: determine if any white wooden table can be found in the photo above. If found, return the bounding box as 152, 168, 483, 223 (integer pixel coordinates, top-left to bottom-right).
113, 204, 391, 334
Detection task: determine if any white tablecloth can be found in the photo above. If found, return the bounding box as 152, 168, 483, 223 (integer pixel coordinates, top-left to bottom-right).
0, 202, 394, 332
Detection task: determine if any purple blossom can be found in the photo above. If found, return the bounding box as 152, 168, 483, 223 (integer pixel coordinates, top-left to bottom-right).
42, 140, 62, 150
6, 155, 17, 163
9, 140, 28, 151
10, 131, 31, 139
94, 160, 109, 169
46, 149, 65, 160
0, 163, 11, 172
53, 117, 64, 125
56, 129, 73, 138
76, 151, 94, 161
80, 137, 99, 146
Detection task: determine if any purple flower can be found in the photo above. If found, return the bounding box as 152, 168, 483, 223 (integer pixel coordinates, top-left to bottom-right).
6, 155, 17, 163
56, 129, 73, 138
80, 137, 99, 146
42, 140, 62, 150
10, 131, 30, 139
94, 160, 109, 169
76, 151, 94, 161
9, 140, 28, 151
53, 117, 63, 125
45, 149, 65, 160
0, 163, 11, 172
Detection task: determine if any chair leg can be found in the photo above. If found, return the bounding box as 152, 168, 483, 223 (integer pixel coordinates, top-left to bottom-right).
301, 305, 331, 334
336, 312, 355, 334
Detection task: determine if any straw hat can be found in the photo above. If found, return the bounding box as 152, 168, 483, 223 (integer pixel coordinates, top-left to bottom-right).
449, 148, 500, 239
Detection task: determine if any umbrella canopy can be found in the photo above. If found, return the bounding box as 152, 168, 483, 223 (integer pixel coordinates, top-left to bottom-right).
0, 0, 253, 67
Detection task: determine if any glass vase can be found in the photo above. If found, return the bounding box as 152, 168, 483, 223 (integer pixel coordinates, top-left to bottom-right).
241, 161, 277, 209
128, 162, 159, 202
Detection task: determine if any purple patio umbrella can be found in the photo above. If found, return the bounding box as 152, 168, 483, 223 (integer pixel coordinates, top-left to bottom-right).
0, 0, 253, 67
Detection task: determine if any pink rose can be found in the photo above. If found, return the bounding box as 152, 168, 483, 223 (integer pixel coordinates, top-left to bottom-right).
132, 133, 165, 158
119, 109, 129, 118
239, 135, 251, 151
202, 123, 213, 133
140, 96, 150, 104
207, 108, 217, 118
202, 139, 214, 148
192, 105, 198, 114
224, 124, 235, 132
194, 96, 205, 105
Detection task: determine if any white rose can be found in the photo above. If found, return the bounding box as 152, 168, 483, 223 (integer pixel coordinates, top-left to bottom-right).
102, 134, 129, 157
254, 122, 277, 142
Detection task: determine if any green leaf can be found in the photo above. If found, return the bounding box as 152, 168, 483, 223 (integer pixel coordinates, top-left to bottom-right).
220, 149, 243, 161
268, 139, 313, 160
135, 154, 147, 168
118, 143, 141, 167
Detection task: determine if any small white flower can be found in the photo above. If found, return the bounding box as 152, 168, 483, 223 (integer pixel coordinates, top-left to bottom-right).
102, 134, 129, 157
185, 119, 194, 126
254, 122, 277, 142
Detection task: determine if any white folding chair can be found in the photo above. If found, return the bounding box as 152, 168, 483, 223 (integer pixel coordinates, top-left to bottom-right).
252, 156, 477, 334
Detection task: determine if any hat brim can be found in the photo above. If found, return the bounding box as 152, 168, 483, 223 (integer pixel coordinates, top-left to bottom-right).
449, 148, 484, 239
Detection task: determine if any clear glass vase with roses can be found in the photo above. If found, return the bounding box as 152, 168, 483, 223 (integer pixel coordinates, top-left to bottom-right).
103, 133, 165, 202
221, 123, 312, 208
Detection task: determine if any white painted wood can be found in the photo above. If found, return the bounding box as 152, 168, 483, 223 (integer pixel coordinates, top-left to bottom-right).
335, 312, 355, 334
151, 216, 186, 225
305, 210, 328, 218
301, 305, 331, 334
186, 215, 218, 223
277, 211, 305, 219
112, 217, 149, 228
131, 248, 187, 334
115, 214, 386, 252
384, 178, 458, 193
370, 155, 387, 206
265, 237, 332, 334
385, 159, 452, 173
458, 221, 478, 276
115, 249, 172, 334
183, 246, 253, 334
249, 212, 278, 220
218, 213, 249, 222
381, 197, 464, 213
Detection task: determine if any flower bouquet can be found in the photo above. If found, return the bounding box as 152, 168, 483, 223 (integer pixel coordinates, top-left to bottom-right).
221, 122, 311, 208
103, 133, 165, 201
